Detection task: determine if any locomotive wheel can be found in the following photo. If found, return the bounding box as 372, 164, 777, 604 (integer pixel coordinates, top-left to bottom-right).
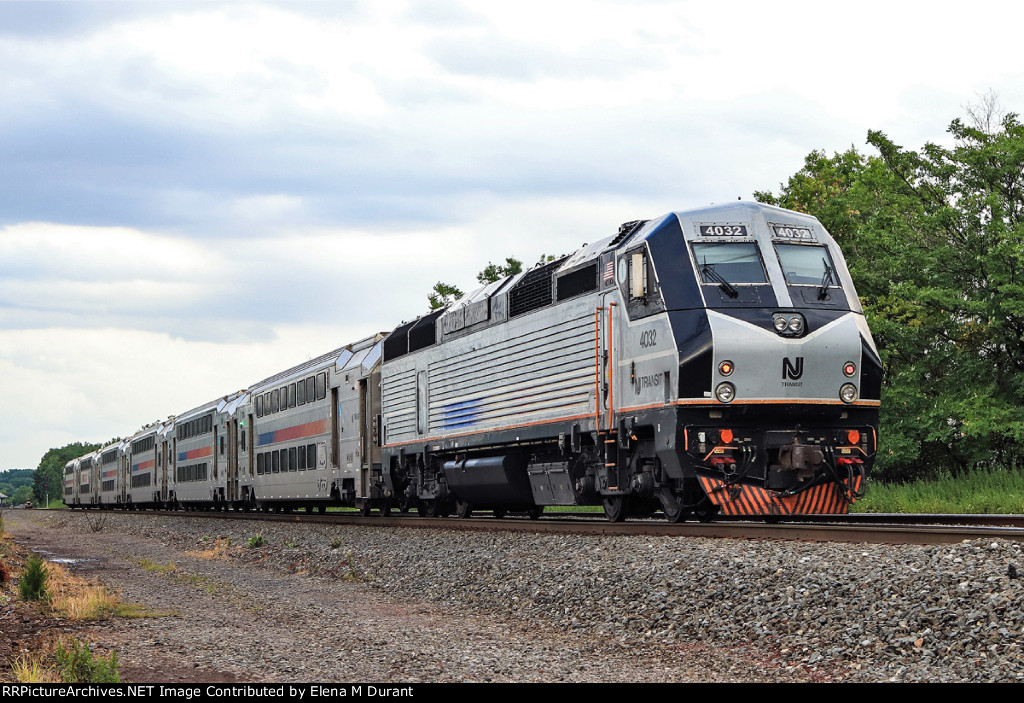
358, 500, 372, 517
455, 500, 473, 519
493, 508, 507, 519
658, 489, 690, 523
317, 505, 326, 514
602, 496, 628, 523
380, 498, 392, 517
526, 505, 543, 520
418, 500, 438, 518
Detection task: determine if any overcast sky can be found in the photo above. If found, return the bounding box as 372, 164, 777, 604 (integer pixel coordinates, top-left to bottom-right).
3, 0, 1023, 469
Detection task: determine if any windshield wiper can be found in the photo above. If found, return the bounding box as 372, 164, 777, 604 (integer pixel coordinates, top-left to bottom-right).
818, 259, 834, 300
701, 261, 739, 298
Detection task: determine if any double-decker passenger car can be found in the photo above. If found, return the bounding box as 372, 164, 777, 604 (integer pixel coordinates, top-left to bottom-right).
247, 334, 384, 513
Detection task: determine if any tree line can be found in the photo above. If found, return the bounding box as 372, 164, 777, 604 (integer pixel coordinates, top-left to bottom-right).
757, 94, 1024, 481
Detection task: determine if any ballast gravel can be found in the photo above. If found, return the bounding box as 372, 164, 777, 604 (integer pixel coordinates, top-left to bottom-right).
11, 511, 1024, 683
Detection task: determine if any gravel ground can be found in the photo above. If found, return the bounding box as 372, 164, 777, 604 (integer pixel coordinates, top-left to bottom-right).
7, 509, 1024, 683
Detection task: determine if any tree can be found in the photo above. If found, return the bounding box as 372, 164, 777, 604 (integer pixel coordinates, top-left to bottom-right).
427, 282, 464, 310
427, 257, 526, 310
757, 107, 1024, 481
11, 485, 33, 505
477, 257, 523, 285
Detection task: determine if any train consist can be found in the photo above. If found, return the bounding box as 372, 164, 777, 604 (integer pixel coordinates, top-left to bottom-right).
66, 201, 879, 521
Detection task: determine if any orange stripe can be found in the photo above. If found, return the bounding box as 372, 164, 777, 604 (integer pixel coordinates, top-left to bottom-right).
697, 477, 858, 516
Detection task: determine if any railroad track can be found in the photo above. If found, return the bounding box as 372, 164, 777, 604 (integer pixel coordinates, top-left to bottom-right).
54, 508, 1024, 546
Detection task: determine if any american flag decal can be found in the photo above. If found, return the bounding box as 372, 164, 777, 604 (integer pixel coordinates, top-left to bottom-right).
603, 260, 614, 282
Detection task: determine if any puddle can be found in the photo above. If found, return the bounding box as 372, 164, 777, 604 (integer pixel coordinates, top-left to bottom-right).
30, 548, 96, 565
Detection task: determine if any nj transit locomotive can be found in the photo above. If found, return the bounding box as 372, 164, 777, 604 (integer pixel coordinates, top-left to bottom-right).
67, 202, 879, 521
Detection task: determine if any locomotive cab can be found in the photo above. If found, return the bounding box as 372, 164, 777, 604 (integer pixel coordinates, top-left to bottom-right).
628, 202, 880, 517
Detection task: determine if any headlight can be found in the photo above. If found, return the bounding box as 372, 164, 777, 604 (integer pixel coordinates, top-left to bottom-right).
715, 382, 736, 403
840, 383, 858, 404
772, 312, 806, 337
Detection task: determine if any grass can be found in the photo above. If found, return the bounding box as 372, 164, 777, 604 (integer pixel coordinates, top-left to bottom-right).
188, 537, 233, 560
11, 653, 60, 683
12, 636, 120, 683
138, 558, 177, 573
855, 469, 1024, 514
44, 560, 126, 620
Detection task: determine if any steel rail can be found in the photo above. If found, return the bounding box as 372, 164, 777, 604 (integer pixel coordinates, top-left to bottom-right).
53, 508, 1024, 545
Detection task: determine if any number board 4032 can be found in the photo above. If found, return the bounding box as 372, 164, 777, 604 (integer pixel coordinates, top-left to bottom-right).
770, 224, 817, 242
698, 224, 749, 237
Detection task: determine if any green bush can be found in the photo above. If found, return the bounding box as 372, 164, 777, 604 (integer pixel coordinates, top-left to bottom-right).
55, 639, 120, 683
247, 534, 265, 549
18, 556, 49, 602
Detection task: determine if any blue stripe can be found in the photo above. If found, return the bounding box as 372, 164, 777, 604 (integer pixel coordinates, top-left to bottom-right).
441, 399, 482, 429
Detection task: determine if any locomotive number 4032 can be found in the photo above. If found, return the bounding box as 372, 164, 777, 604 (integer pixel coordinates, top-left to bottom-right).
699, 224, 748, 237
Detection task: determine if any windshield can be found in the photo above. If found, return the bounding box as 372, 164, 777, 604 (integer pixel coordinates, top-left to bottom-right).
692, 243, 766, 283
775, 244, 837, 285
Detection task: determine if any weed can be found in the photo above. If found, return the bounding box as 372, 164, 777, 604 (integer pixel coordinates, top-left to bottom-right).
138, 558, 177, 573
112, 603, 176, 618
55, 638, 121, 683
19, 555, 50, 602
285, 540, 298, 548
39, 558, 154, 622
247, 534, 265, 549
11, 654, 60, 683
329, 537, 342, 550
11, 635, 120, 684
56, 585, 122, 620
341, 551, 363, 582
189, 537, 233, 560
82, 510, 109, 533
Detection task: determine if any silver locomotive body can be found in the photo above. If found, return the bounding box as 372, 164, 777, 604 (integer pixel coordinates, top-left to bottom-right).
380, 202, 878, 520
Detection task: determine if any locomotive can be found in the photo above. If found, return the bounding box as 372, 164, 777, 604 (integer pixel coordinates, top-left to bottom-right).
67, 201, 879, 522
